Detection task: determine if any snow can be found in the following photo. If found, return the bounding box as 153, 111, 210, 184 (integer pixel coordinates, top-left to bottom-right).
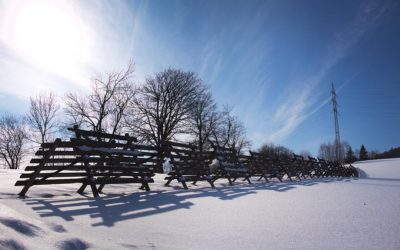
1, 159, 400, 249
162, 157, 172, 173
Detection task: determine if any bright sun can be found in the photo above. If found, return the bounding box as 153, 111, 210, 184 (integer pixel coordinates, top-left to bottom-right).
8, 0, 90, 72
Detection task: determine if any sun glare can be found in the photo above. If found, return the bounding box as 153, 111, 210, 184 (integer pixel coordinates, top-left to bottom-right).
7, 0, 90, 73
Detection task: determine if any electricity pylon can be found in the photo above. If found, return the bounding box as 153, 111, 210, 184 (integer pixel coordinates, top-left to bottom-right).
331, 83, 341, 161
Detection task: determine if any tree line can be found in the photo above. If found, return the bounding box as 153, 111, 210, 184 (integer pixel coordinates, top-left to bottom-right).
317, 142, 399, 163
0, 64, 251, 169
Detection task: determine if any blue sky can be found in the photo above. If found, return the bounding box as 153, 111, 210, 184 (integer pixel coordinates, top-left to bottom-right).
0, 0, 399, 155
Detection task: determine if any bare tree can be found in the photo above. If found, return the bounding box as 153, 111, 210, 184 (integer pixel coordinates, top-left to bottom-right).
0, 115, 28, 169
299, 150, 312, 159
258, 143, 293, 158
64, 63, 135, 134
128, 68, 202, 147
368, 150, 380, 160
188, 86, 218, 152
26, 92, 59, 145
318, 142, 336, 161
211, 105, 251, 154
354, 149, 360, 160
318, 141, 349, 161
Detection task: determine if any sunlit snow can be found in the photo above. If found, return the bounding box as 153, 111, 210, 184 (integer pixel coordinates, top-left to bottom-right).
0, 159, 399, 249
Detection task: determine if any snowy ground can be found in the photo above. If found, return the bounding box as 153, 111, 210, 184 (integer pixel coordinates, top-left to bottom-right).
0, 159, 399, 250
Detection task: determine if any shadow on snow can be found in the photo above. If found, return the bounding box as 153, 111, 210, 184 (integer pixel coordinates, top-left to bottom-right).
22, 177, 350, 227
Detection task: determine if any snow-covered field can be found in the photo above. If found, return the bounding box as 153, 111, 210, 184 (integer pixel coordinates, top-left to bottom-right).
1, 159, 399, 250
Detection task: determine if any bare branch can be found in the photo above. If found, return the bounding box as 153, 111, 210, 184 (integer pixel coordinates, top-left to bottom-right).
127, 68, 202, 148
0, 114, 28, 169
210, 105, 251, 154
64, 62, 136, 134
26, 92, 59, 145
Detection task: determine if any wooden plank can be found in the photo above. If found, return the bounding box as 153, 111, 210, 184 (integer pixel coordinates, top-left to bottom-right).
165, 141, 196, 149
16, 178, 87, 186
31, 158, 84, 164
132, 144, 159, 151
20, 172, 87, 178
69, 143, 158, 156
25, 165, 155, 172
30, 155, 159, 164
68, 126, 138, 142
35, 151, 78, 156
168, 148, 196, 155
71, 138, 121, 148
95, 178, 154, 185
19, 172, 153, 179
71, 138, 156, 150
40, 141, 75, 148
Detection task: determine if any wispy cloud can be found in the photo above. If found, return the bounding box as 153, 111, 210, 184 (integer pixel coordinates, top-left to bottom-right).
198, 35, 224, 86
0, 0, 140, 101
265, 0, 393, 143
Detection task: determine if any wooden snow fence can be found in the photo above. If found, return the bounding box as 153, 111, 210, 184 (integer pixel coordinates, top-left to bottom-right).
329, 161, 358, 177
276, 155, 302, 181
15, 126, 359, 197
163, 141, 214, 189
291, 154, 313, 179
317, 158, 333, 177
15, 127, 159, 197
247, 151, 284, 182
210, 144, 251, 186
328, 161, 343, 177
345, 164, 359, 177
308, 156, 323, 177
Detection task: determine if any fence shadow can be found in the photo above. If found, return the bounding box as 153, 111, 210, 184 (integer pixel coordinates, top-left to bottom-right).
22, 177, 350, 227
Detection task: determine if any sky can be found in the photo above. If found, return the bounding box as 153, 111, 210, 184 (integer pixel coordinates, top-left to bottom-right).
0, 0, 399, 155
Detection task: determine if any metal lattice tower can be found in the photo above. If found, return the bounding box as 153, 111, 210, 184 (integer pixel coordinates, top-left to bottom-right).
331, 83, 341, 161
